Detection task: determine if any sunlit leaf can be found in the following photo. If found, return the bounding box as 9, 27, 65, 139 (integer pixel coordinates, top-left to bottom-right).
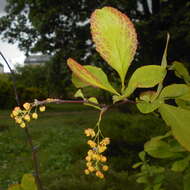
159, 104, 190, 151
123, 65, 166, 98
91, 7, 137, 85
74, 89, 84, 99
160, 84, 190, 99
67, 58, 119, 95
72, 73, 89, 88
84, 97, 101, 110
136, 99, 163, 114
21, 174, 37, 190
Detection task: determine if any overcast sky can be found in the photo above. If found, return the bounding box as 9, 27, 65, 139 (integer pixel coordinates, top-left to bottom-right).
0, 0, 25, 72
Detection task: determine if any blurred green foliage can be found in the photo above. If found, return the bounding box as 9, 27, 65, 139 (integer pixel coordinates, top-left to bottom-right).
0, 104, 183, 190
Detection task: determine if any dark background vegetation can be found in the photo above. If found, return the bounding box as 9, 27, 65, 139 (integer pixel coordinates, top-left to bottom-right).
0, 0, 190, 189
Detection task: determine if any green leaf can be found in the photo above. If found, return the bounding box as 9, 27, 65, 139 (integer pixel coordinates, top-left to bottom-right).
175, 99, 190, 110
123, 65, 166, 98
72, 73, 89, 88
160, 84, 190, 99
151, 34, 169, 102
74, 89, 85, 99
136, 99, 163, 114
132, 162, 143, 169
159, 104, 190, 152
144, 138, 180, 159
91, 7, 137, 85
177, 90, 190, 102
136, 176, 148, 184
171, 158, 190, 172
21, 174, 37, 190
169, 61, 190, 83
67, 58, 119, 95
139, 151, 146, 161
161, 33, 170, 69
8, 184, 22, 190
84, 97, 101, 110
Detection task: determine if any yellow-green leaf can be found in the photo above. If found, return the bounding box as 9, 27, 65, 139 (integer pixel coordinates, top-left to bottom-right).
161, 33, 170, 69
136, 99, 163, 114
171, 157, 190, 172
21, 174, 37, 190
169, 61, 190, 83
91, 6, 137, 85
74, 89, 84, 99
144, 138, 181, 159
8, 184, 22, 190
160, 84, 190, 99
84, 97, 101, 110
123, 65, 166, 98
67, 58, 119, 95
72, 73, 89, 88
159, 104, 190, 152
175, 99, 190, 110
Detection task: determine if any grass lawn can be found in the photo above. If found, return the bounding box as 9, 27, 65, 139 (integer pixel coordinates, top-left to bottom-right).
0, 104, 182, 190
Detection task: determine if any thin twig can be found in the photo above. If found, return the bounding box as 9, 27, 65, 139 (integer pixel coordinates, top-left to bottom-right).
0, 51, 20, 105
0, 51, 44, 190
32, 97, 136, 112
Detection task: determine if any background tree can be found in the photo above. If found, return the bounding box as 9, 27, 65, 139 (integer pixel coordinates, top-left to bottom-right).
0, 0, 190, 97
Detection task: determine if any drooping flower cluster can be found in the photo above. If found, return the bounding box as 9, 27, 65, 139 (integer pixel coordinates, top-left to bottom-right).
11, 102, 46, 128
84, 128, 110, 179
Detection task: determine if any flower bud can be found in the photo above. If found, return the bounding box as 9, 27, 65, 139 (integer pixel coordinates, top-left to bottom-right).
23, 103, 31, 110
39, 106, 46, 112
32, 113, 38, 119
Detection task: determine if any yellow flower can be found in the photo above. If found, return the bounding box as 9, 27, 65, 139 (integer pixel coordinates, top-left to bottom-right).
12, 110, 19, 117
88, 166, 95, 172
100, 137, 110, 145
87, 150, 94, 156
39, 106, 46, 112
32, 113, 38, 119
85, 156, 91, 162
23, 103, 31, 110
102, 165, 109, 171
92, 153, 101, 161
100, 156, 107, 162
84, 128, 95, 138
15, 117, 22, 124
24, 114, 30, 122
86, 162, 92, 167
20, 122, 26, 128
87, 140, 96, 148
98, 145, 107, 153
84, 169, 90, 175
96, 171, 104, 179
14, 107, 21, 111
